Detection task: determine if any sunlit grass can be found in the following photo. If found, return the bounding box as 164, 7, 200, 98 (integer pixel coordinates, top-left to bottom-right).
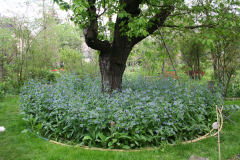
0, 97, 239, 160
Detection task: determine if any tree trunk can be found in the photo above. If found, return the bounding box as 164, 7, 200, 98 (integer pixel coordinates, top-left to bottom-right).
197, 47, 200, 80
162, 60, 165, 76
0, 62, 4, 81
99, 46, 131, 92
223, 75, 231, 97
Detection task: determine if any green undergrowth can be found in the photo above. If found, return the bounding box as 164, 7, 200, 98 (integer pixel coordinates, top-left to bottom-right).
0, 97, 240, 159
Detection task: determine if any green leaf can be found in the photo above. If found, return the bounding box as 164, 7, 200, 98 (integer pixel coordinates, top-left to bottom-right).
195, 39, 199, 43
21, 129, 28, 133
97, 133, 106, 142
88, 141, 92, 148
119, 135, 132, 140
148, 129, 153, 136
142, 30, 149, 37
140, 135, 146, 141
202, 39, 206, 45
108, 141, 113, 147
83, 136, 92, 141
117, 143, 121, 146
112, 139, 118, 143
122, 145, 131, 149
22, 118, 29, 122
173, 125, 178, 132
135, 141, 139, 146
105, 136, 112, 142
130, 143, 135, 147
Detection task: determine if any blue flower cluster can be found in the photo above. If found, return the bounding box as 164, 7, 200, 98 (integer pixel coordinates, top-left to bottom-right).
19, 74, 224, 148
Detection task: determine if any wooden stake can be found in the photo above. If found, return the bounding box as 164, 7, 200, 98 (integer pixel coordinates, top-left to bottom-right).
111, 122, 115, 136
157, 28, 181, 85
216, 105, 221, 160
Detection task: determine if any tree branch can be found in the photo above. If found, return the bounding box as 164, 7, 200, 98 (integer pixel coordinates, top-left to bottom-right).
112, 0, 143, 46
83, 27, 111, 51
131, 6, 174, 45
157, 29, 181, 85
83, 0, 111, 51
97, 4, 113, 18
160, 24, 215, 29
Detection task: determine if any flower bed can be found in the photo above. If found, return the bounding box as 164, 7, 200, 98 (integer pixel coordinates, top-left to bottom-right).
20, 74, 223, 149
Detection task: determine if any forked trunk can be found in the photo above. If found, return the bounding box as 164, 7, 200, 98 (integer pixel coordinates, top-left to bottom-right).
81, 1, 173, 92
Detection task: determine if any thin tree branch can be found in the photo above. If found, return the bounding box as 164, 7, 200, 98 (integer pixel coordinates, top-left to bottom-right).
97, 3, 113, 18
131, 6, 174, 45
157, 28, 181, 85
160, 24, 215, 29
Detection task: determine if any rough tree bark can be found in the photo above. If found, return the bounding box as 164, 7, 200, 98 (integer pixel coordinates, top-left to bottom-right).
83, 0, 173, 92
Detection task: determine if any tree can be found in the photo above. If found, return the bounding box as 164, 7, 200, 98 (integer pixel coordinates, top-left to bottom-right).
127, 37, 163, 76
56, 22, 84, 50
54, 0, 240, 92
0, 18, 16, 81
0, 0, 60, 92
128, 36, 176, 77
210, 27, 240, 97
180, 33, 207, 80
59, 47, 83, 71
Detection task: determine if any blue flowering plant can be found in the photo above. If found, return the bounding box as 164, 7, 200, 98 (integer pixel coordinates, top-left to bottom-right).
20, 74, 223, 149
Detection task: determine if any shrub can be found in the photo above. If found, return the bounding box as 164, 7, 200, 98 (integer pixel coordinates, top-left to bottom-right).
227, 75, 240, 97
20, 74, 223, 149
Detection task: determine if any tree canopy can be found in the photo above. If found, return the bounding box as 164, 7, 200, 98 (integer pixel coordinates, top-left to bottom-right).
54, 0, 240, 44
53, 0, 240, 91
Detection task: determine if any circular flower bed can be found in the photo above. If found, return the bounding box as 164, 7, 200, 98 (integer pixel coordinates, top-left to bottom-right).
20, 74, 223, 149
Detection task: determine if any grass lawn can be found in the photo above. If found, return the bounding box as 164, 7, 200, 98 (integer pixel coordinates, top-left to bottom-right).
0, 97, 240, 160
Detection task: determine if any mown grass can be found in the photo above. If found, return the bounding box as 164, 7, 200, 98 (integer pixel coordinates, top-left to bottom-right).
0, 97, 240, 160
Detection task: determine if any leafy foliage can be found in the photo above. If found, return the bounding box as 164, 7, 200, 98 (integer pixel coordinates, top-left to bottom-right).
0, 5, 89, 94
53, 0, 240, 91
59, 48, 83, 71
227, 74, 240, 98
209, 21, 240, 97
59, 47, 99, 78
179, 33, 208, 80
56, 22, 84, 50
20, 74, 223, 149
127, 36, 179, 77
54, 0, 240, 43
0, 10, 58, 94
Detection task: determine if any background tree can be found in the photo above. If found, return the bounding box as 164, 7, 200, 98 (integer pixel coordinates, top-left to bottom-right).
210, 28, 240, 97
127, 38, 164, 76
0, 1, 60, 93
54, 0, 239, 92
56, 22, 99, 78
127, 35, 177, 77
180, 33, 207, 80
59, 48, 83, 71
0, 19, 16, 82
56, 22, 84, 50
